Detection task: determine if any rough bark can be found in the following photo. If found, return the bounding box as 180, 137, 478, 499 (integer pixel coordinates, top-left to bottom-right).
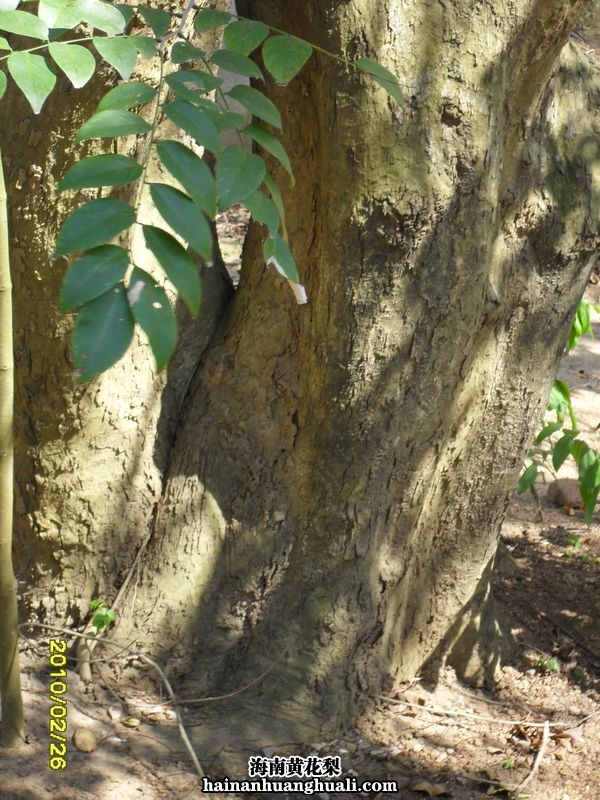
108, 0, 600, 748
7, 0, 600, 755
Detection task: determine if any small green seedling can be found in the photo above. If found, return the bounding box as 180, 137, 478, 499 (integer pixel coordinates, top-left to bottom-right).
89, 598, 116, 631
502, 758, 515, 770
539, 656, 560, 674
561, 532, 582, 548
571, 666, 585, 681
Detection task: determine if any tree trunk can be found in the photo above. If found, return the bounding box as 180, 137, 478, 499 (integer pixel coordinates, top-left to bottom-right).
0, 146, 24, 746
111, 0, 600, 748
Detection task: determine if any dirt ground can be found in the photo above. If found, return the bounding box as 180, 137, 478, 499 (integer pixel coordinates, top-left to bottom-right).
3, 258, 600, 799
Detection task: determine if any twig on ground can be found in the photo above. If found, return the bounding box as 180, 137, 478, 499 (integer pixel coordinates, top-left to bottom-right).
511, 720, 550, 798
177, 661, 277, 705
19, 621, 204, 778
136, 653, 204, 778
375, 694, 599, 730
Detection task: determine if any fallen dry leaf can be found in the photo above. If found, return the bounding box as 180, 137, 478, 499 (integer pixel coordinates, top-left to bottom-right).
121, 716, 142, 728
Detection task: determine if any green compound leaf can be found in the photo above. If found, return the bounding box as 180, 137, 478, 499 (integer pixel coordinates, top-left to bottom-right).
38, 0, 82, 28
138, 6, 171, 37
171, 41, 205, 64
534, 420, 564, 444
172, 96, 244, 134
568, 300, 593, 350
155, 140, 217, 217
209, 106, 247, 133
165, 70, 223, 103
71, 0, 126, 34
226, 84, 281, 129
553, 432, 576, 472
355, 56, 404, 106
163, 100, 221, 155
60, 245, 129, 312
212, 49, 263, 79
93, 35, 139, 80
0, 36, 11, 51
58, 154, 142, 191
72, 284, 134, 381
263, 173, 287, 234
113, 3, 134, 26
223, 19, 269, 56
96, 81, 156, 111
0, 10, 48, 40
48, 42, 96, 89
143, 225, 202, 316
55, 198, 135, 257
193, 7, 232, 32
75, 109, 151, 142
517, 463, 538, 495
127, 267, 177, 371
262, 34, 312, 85
264, 233, 300, 283
0, 72, 7, 102
550, 379, 572, 407
578, 300, 592, 333
549, 378, 577, 428
244, 123, 293, 178
134, 36, 158, 59
216, 145, 266, 210
91, 605, 115, 630
244, 190, 279, 235
571, 439, 589, 469
149, 183, 212, 260
7, 52, 56, 114
578, 449, 600, 524
40, 0, 126, 33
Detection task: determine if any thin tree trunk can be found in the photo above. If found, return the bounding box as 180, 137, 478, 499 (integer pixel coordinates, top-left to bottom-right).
0, 145, 24, 747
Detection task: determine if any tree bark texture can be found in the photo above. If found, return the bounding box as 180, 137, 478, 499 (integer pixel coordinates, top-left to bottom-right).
110, 0, 600, 744
6, 0, 600, 749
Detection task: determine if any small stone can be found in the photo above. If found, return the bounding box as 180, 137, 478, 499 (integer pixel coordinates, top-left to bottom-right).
107, 704, 123, 721
72, 727, 97, 753
370, 747, 388, 758
547, 478, 584, 510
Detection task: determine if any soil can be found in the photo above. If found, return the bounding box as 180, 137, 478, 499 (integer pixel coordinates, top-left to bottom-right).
2, 230, 600, 799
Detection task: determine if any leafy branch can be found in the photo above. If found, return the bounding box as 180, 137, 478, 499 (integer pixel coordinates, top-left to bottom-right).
0, 1, 403, 380
519, 301, 600, 523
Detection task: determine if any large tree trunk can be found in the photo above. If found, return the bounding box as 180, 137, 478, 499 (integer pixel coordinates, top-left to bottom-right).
110, 0, 600, 747
7, 0, 599, 757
